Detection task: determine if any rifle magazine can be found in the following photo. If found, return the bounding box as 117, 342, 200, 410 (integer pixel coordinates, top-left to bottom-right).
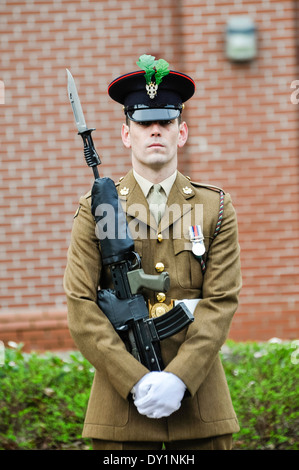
152, 302, 194, 340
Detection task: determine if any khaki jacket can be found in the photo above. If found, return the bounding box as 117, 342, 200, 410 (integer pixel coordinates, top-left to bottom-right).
64, 171, 242, 441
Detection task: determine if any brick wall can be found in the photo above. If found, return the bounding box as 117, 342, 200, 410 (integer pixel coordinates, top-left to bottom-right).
0, 0, 298, 351
180, 0, 299, 340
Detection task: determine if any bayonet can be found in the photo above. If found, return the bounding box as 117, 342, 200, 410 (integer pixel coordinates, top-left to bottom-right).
66, 69, 101, 178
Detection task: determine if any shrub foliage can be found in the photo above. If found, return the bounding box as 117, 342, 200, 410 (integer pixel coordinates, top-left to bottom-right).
223, 340, 299, 449
0, 340, 298, 450
0, 345, 93, 450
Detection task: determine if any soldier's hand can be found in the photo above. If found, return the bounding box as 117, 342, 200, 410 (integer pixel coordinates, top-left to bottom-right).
132, 371, 186, 419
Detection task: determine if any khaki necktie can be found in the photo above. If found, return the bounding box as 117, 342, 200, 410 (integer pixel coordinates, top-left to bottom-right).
148, 184, 166, 224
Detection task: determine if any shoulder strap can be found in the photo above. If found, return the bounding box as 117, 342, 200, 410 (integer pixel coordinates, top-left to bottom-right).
190, 180, 225, 194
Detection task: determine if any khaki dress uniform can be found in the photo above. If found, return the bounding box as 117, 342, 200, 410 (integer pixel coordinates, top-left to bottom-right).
64, 170, 242, 443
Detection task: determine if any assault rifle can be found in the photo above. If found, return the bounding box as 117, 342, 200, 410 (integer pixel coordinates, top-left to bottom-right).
67, 69, 194, 370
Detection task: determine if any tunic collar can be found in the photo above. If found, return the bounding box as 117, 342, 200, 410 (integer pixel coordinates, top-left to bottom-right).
133, 169, 177, 200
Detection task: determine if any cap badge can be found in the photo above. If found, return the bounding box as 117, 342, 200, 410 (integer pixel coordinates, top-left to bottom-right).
146, 82, 158, 99
137, 54, 170, 99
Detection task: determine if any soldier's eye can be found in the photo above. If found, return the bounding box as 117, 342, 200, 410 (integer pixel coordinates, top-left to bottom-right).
138, 121, 151, 127
160, 120, 173, 126
136, 120, 174, 127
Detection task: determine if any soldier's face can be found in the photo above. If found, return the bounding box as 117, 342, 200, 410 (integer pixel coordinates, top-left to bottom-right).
121, 119, 188, 173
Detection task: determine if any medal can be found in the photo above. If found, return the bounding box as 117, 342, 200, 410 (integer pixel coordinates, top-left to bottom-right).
189, 225, 205, 257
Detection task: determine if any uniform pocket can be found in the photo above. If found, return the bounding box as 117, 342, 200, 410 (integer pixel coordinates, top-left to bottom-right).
173, 239, 203, 289
197, 357, 237, 423
85, 372, 129, 427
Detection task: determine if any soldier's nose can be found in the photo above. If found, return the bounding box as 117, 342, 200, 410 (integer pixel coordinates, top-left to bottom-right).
150, 122, 162, 136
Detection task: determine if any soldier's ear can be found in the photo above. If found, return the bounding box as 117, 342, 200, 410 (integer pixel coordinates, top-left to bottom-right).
177, 121, 188, 148
121, 123, 131, 148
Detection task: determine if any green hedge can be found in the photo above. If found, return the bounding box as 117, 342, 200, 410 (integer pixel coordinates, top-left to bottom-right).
0, 345, 93, 450
0, 340, 298, 450
223, 340, 299, 450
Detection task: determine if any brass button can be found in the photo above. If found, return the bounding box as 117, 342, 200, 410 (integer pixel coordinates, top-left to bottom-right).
155, 262, 165, 273
156, 292, 166, 303
157, 233, 163, 243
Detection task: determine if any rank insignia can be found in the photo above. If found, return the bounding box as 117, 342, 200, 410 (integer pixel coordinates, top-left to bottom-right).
183, 186, 192, 195
120, 187, 130, 196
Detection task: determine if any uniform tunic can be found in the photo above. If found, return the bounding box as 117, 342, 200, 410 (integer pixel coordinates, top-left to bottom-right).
64, 170, 242, 442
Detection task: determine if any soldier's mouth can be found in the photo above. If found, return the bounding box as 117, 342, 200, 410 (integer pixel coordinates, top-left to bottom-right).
148, 143, 164, 148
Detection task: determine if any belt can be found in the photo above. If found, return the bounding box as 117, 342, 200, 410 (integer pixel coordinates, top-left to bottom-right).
148, 298, 201, 318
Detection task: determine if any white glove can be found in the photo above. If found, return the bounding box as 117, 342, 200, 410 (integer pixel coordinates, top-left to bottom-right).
132, 371, 186, 419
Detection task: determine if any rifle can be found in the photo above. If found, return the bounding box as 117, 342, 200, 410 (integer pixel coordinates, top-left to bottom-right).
67, 69, 194, 370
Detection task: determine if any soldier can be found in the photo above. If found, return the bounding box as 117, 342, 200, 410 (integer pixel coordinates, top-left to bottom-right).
64, 55, 242, 450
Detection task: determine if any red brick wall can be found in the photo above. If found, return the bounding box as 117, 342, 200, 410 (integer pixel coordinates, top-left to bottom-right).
0, 0, 298, 351
180, 0, 299, 341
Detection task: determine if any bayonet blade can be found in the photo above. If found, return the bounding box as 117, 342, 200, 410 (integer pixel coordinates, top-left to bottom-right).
66, 69, 88, 133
